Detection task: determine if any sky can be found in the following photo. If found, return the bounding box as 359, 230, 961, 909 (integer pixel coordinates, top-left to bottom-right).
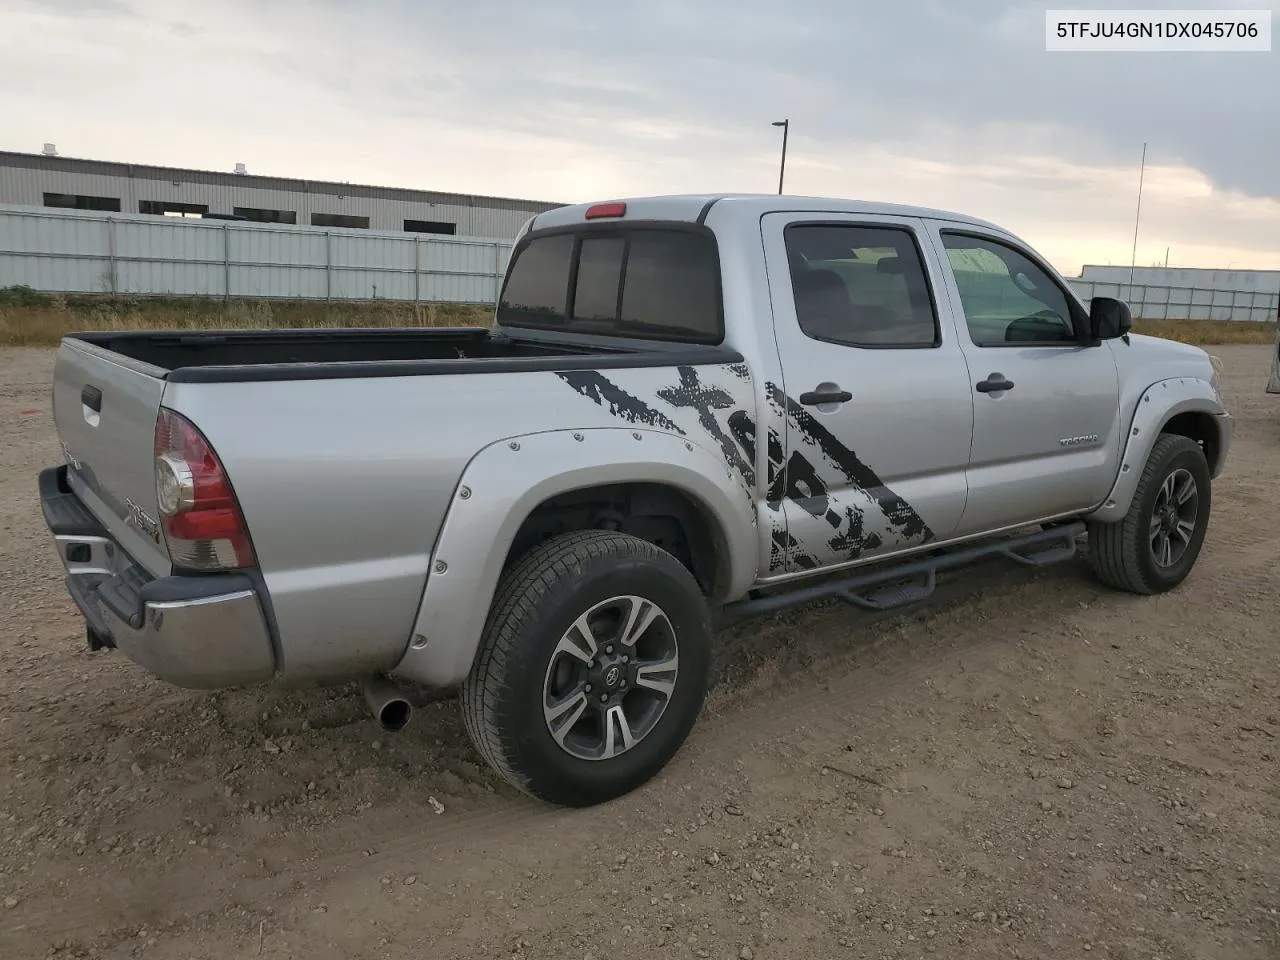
0, 0, 1276, 276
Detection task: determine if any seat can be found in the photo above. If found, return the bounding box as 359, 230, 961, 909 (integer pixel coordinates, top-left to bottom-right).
793, 268, 854, 340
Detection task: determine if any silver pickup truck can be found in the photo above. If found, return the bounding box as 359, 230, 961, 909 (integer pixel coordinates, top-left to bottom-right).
40, 194, 1232, 807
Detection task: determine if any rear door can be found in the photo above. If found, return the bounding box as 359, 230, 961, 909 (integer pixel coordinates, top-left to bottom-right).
53, 340, 172, 576
761, 212, 974, 574
925, 224, 1122, 535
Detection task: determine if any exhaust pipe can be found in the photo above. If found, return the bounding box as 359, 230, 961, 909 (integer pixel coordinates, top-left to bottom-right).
362, 675, 413, 732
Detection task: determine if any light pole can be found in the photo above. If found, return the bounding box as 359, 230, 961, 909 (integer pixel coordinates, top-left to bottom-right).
1128, 141, 1147, 297
772, 119, 789, 194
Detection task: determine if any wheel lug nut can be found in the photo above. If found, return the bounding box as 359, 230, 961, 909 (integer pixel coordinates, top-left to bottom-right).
606, 645, 614, 655
622, 655, 629, 663
585, 684, 592, 693
599, 694, 608, 703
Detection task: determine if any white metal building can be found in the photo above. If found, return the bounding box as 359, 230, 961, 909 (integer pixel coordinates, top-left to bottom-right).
0, 149, 563, 241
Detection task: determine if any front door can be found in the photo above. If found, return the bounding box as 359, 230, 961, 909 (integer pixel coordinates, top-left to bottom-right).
924, 224, 1122, 535
761, 212, 974, 575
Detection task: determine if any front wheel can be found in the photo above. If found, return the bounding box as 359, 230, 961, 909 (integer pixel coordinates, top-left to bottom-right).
1087, 434, 1212, 594
461, 530, 712, 807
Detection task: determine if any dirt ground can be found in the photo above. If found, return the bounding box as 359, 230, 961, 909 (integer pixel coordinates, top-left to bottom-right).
1, 345, 1277, 960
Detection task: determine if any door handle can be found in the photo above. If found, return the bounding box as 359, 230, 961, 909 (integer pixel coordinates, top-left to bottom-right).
799, 388, 853, 406
975, 375, 1014, 394
81, 385, 103, 413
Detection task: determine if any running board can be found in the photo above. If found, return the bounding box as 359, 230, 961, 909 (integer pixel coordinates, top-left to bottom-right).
727, 521, 1086, 619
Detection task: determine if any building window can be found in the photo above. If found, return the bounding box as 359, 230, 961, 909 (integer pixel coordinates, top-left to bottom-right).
312, 213, 369, 229
139, 200, 209, 217
404, 219, 456, 235
233, 206, 297, 224
43, 192, 121, 212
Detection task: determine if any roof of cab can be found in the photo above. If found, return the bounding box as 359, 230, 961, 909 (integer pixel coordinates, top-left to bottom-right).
528, 193, 1008, 235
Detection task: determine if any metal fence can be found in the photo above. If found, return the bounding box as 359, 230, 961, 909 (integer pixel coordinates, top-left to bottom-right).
0, 204, 512, 304
3, 204, 1277, 322
1066, 278, 1279, 323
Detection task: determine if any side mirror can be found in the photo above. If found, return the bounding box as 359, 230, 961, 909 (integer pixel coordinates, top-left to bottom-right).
1089, 296, 1132, 341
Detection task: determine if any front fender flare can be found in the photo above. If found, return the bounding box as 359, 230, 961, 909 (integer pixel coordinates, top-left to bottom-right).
1088, 376, 1229, 524
392, 427, 757, 688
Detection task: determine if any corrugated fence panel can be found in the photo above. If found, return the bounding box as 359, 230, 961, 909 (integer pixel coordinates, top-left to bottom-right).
329, 232, 415, 270
0, 207, 110, 291
114, 217, 226, 296
0, 204, 510, 304
0, 252, 110, 293
1067, 278, 1279, 323
228, 264, 328, 299
230, 225, 328, 267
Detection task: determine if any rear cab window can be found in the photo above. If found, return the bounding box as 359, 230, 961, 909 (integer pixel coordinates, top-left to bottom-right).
497, 226, 723, 344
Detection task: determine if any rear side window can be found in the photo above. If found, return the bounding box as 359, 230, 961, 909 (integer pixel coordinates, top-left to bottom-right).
497, 227, 722, 343
783, 223, 939, 348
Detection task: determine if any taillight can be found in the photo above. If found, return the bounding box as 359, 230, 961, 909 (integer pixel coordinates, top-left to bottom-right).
154, 408, 256, 570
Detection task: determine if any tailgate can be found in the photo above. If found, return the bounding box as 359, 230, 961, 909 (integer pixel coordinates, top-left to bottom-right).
53, 339, 172, 578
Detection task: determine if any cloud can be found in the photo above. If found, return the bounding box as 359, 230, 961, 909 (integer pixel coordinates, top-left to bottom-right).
0, 0, 1276, 273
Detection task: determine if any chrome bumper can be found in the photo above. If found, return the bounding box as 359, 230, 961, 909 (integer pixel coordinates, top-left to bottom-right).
39, 465, 277, 690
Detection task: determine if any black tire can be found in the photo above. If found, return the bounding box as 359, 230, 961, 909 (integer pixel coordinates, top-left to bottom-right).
1087, 434, 1212, 595
461, 530, 712, 807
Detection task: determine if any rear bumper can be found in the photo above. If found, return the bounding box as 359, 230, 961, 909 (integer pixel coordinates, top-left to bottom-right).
39, 465, 277, 689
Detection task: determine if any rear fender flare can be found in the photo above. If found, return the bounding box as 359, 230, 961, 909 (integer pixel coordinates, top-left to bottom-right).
1088, 376, 1226, 523
393, 427, 757, 688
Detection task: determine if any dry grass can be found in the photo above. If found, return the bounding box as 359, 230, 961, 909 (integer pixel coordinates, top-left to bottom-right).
0, 289, 493, 347
1131, 318, 1276, 345
1, 288, 1274, 349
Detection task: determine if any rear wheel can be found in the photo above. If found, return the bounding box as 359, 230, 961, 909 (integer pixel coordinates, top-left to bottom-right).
462, 530, 712, 807
1087, 434, 1211, 594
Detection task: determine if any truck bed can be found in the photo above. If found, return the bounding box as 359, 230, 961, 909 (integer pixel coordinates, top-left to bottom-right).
69, 327, 740, 383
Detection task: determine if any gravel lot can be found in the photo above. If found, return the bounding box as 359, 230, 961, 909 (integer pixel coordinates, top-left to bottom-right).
1, 344, 1277, 960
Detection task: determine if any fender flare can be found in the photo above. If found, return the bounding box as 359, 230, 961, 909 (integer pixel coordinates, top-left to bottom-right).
392, 427, 758, 688
1088, 376, 1228, 523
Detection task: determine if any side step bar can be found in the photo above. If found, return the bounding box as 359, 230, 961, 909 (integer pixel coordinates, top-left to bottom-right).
726, 521, 1086, 619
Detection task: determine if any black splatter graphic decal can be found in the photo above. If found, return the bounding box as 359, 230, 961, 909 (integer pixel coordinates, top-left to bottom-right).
766, 382, 933, 546
765, 427, 785, 497
657, 366, 755, 488
770, 527, 815, 572
827, 506, 883, 557
728, 410, 756, 464
557, 371, 686, 435
554, 364, 933, 576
